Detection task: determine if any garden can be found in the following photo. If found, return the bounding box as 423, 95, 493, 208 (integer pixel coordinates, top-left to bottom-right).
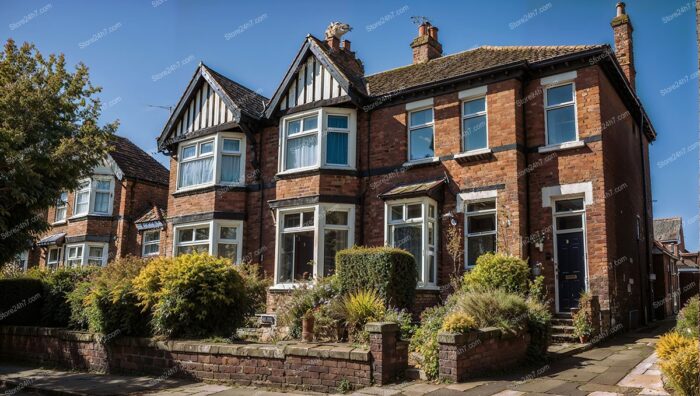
655, 296, 699, 396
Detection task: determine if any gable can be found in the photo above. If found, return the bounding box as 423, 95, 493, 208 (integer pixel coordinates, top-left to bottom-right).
170, 80, 238, 140
279, 54, 347, 111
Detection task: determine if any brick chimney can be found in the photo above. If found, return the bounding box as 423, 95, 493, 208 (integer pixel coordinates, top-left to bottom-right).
611, 2, 635, 90
410, 22, 442, 64
327, 35, 340, 51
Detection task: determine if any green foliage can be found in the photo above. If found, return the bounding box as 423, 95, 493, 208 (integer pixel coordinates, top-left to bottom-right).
0, 39, 117, 264
657, 337, 699, 396
657, 331, 695, 360
528, 275, 546, 303
572, 310, 593, 338
312, 297, 346, 342
278, 275, 341, 338
336, 378, 352, 394
462, 253, 530, 295
675, 296, 698, 338
234, 262, 271, 315
0, 278, 43, 325
31, 266, 99, 326
525, 298, 552, 362
133, 253, 249, 338
382, 308, 416, 340
410, 305, 448, 380
343, 289, 386, 342
67, 281, 91, 329
452, 289, 529, 334
441, 312, 477, 333
336, 246, 417, 308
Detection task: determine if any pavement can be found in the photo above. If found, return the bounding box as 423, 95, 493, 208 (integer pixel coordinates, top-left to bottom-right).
0, 320, 674, 396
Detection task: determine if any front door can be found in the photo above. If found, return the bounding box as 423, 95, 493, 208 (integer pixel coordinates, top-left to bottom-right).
553, 198, 587, 313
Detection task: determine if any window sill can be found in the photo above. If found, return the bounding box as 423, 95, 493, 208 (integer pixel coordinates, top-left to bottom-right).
537, 140, 585, 154
68, 213, 112, 221
269, 283, 309, 291
173, 183, 245, 196
275, 166, 358, 180
416, 284, 441, 292
454, 148, 493, 160
51, 220, 67, 226
402, 157, 440, 168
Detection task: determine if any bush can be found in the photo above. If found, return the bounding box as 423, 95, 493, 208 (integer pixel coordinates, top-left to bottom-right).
410, 304, 448, 380
383, 308, 416, 340
133, 253, 249, 338
343, 289, 385, 342
675, 296, 698, 338
0, 278, 43, 325
336, 246, 417, 308
32, 266, 99, 327
452, 289, 528, 334
313, 297, 346, 341
80, 256, 150, 336
657, 331, 695, 360
441, 312, 477, 333
67, 281, 92, 329
463, 253, 529, 295
525, 298, 552, 362
658, 339, 699, 395
278, 275, 341, 339
234, 262, 271, 314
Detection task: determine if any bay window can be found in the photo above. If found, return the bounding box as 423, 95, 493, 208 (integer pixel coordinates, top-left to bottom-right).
142, 230, 160, 256
545, 83, 577, 145
462, 97, 488, 152
72, 177, 114, 217
173, 220, 242, 262
275, 204, 355, 286
465, 199, 497, 268
55, 192, 68, 222
65, 243, 108, 267
385, 199, 437, 287
408, 107, 435, 161
176, 133, 246, 191
279, 108, 356, 173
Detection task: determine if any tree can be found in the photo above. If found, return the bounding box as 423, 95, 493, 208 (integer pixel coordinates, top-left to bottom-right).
0, 39, 117, 265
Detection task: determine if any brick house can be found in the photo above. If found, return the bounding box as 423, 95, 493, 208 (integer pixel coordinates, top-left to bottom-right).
156, 3, 657, 329
653, 217, 700, 310
23, 136, 169, 269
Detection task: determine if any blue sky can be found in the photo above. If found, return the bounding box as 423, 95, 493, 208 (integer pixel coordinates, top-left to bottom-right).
2, 0, 698, 250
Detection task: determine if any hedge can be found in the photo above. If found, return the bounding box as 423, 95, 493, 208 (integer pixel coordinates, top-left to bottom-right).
336, 246, 417, 308
0, 278, 43, 325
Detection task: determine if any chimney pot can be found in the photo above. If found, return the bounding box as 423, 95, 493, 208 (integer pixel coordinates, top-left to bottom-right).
428, 26, 438, 41
326, 36, 340, 51
616, 2, 626, 16
418, 22, 430, 37
342, 39, 351, 51
411, 21, 442, 64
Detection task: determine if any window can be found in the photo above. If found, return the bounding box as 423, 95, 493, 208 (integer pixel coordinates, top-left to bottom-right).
142, 230, 160, 256
545, 83, 577, 145
553, 198, 585, 232
71, 178, 113, 217
65, 243, 108, 267
465, 200, 497, 268
408, 108, 434, 161
66, 245, 83, 267
13, 250, 29, 271
74, 182, 90, 215
86, 245, 106, 266
386, 199, 437, 286
93, 180, 111, 214
55, 192, 68, 222
47, 247, 62, 269
462, 97, 488, 152
279, 108, 356, 173
173, 221, 242, 262
176, 133, 246, 191
275, 204, 354, 285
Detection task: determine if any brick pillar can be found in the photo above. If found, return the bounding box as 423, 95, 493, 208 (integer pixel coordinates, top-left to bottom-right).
437, 332, 469, 383
366, 322, 405, 385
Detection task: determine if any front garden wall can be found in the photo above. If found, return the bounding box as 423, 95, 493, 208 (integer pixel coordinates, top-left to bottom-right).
0, 324, 405, 393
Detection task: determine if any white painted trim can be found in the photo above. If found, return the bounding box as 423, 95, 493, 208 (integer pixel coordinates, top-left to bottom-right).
551, 197, 589, 314
543, 81, 579, 146
540, 70, 577, 86
405, 98, 434, 111
458, 85, 487, 100
402, 156, 439, 167
538, 140, 585, 153
456, 189, 498, 213
541, 182, 593, 208
454, 148, 493, 160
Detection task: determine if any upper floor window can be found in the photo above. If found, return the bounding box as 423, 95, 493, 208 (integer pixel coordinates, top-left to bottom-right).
176, 133, 246, 191
464, 199, 497, 268
73, 177, 113, 217
408, 108, 434, 161
55, 192, 68, 222
545, 83, 577, 145
279, 108, 356, 173
385, 199, 437, 287
462, 97, 488, 152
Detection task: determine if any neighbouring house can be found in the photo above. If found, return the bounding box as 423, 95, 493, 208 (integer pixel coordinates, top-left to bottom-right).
22, 136, 169, 269
653, 217, 700, 310
155, 3, 657, 330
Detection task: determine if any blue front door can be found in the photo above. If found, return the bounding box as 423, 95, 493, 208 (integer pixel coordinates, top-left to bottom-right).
557, 230, 586, 313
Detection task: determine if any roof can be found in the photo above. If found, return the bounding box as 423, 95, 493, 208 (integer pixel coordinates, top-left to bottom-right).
205, 65, 269, 118
37, 233, 66, 247
653, 217, 683, 242
379, 178, 445, 200
135, 206, 167, 231
109, 136, 169, 186
308, 36, 367, 96
678, 258, 699, 271
365, 45, 602, 96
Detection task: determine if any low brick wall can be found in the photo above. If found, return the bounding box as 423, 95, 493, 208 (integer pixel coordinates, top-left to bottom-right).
0, 323, 406, 393
438, 327, 531, 382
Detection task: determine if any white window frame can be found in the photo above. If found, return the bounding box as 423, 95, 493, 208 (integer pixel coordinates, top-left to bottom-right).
407, 106, 435, 163
464, 198, 498, 269
54, 192, 68, 223
70, 177, 115, 218
65, 244, 84, 267
543, 81, 579, 147
14, 250, 29, 271
142, 230, 161, 257
278, 107, 357, 174
461, 96, 488, 153
273, 203, 355, 288
175, 132, 246, 192
65, 243, 108, 267
47, 246, 62, 268
551, 196, 589, 314
172, 220, 243, 262
384, 198, 438, 288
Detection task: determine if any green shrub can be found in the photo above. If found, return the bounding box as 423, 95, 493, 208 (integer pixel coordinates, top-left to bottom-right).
336, 246, 417, 308
32, 266, 99, 327
343, 289, 385, 343
658, 339, 699, 395
133, 253, 249, 338
528, 275, 546, 303
441, 312, 477, 333
67, 281, 92, 329
657, 331, 695, 360
382, 308, 416, 340
463, 253, 529, 295
278, 275, 341, 338
313, 296, 346, 342
452, 289, 528, 334
0, 278, 43, 325
525, 298, 552, 362
675, 296, 698, 338
410, 305, 448, 380
234, 262, 271, 314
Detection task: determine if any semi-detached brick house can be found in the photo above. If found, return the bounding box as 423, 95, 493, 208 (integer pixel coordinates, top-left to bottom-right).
156, 3, 657, 329
23, 136, 169, 269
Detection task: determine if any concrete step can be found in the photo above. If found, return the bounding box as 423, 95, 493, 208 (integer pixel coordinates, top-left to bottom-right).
552, 318, 574, 326
552, 325, 575, 334
552, 333, 579, 343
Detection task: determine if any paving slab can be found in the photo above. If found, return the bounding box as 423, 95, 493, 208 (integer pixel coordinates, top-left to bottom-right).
354, 386, 403, 395
511, 379, 567, 393
401, 382, 443, 396
546, 381, 588, 396
444, 381, 486, 392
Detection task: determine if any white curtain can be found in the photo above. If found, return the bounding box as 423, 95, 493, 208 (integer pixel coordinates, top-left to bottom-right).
221, 154, 241, 183
180, 157, 214, 187
94, 192, 110, 213
286, 135, 317, 169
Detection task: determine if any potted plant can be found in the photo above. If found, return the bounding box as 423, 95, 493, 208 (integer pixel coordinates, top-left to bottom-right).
302, 309, 315, 342
572, 309, 593, 343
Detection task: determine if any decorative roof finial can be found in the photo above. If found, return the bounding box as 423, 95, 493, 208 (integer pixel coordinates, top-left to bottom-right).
325, 22, 352, 40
